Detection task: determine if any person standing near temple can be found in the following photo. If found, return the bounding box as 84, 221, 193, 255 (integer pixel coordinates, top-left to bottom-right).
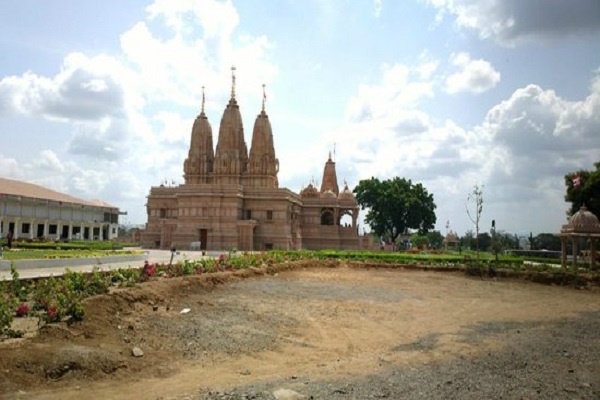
7, 230, 13, 249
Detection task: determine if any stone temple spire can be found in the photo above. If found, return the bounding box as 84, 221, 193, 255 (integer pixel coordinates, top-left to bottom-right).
200, 85, 205, 115
230, 66, 236, 101
184, 86, 214, 184
320, 152, 339, 195
248, 84, 279, 187
213, 66, 248, 183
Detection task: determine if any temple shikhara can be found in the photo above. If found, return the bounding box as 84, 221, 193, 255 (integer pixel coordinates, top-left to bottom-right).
140, 69, 361, 251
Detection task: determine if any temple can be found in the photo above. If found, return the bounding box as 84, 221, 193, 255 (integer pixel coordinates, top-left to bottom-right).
140, 69, 361, 251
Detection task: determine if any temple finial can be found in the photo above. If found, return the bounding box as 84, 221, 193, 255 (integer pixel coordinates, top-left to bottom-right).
231, 66, 236, 99
262, 83, 266, 112
201, 86, 205, 114
328, 151, 332, 161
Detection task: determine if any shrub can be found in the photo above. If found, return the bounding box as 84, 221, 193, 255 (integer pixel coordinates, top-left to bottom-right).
0, 292, 16, 336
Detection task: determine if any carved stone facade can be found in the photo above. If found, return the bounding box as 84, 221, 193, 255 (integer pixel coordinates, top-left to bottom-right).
140, 73, 360, 251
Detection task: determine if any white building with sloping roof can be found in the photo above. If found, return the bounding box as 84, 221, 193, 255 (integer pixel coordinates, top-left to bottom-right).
0, 177, 121, 241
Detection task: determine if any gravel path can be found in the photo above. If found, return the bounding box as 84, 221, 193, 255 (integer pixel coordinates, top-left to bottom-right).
195, 310, 600, 399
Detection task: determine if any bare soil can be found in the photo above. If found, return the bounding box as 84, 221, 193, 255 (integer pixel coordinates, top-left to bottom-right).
1, 262, 599, 399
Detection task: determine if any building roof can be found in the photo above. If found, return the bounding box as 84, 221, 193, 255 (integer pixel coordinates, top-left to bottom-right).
0, 177, 117, 209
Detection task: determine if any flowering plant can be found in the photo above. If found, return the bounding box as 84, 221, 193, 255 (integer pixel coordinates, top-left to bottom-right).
141, 261, 156, 281
15, 303, 30, 317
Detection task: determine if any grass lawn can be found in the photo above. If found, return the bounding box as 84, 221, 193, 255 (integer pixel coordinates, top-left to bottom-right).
0, 248, 142, 261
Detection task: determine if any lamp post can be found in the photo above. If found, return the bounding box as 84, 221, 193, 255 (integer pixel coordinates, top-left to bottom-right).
491, 219, 499, 262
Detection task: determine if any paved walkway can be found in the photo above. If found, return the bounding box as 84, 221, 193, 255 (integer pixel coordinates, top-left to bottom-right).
0, 249, 225, 280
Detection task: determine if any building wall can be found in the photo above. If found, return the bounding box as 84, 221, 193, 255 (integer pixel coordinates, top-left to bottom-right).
140, 183, 362, 251
0, 194, 120, 241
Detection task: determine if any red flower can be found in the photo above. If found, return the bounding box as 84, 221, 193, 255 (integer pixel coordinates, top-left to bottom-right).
15, 303, 30, 317
142, 261, 156, 279
47, 305, 58, 319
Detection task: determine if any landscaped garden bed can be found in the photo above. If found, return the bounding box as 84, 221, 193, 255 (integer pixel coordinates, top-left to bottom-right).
2, 250, 598, 340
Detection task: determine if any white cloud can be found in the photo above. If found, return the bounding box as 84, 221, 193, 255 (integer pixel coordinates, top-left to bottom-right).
0, 53, 129, 121
147, 0, 239, 39
445, 52, 500, 94
0, 154, 22, 179
425, 0, 600, 46
345, 63, 435, 123
373, 0, 383, 17
484, 78, 600, 185
416, 60, 439, 80
34, 150, 66, 173
120, 0, 276, 110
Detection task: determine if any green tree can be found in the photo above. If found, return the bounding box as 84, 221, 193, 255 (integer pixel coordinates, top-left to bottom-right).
427, 231, 444, 249
409, 233, 429, 249
477, 232, 491, 252
564, 160, 600, 218
497, 232, 519, 250
461, 229, 475, 250
354, 177, 437, 244
533, 233, 562, 251
528, 232, 535, 250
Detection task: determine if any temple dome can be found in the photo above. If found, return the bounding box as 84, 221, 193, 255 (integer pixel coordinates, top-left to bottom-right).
301, 183, 319, 198
338, 184, 355, 200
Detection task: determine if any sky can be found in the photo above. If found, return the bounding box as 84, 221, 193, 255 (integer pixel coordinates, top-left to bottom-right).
1, 0, 599, 237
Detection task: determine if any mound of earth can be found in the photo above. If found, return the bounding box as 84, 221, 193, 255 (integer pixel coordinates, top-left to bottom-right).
1, 262, 599, 400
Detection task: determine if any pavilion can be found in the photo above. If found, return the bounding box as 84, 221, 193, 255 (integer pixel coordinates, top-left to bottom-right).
560, 206, 600, 270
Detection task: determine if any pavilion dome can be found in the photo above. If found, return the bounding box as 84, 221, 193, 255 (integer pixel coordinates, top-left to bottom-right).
445, 231, 459, 242
561, 206, 600, 234
338, 184, 356, 202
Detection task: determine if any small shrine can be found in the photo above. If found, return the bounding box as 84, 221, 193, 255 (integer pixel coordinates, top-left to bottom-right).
443, 230, 460, 251
560, 206, 600, 270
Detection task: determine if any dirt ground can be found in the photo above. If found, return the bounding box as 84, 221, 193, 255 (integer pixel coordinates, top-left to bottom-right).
1, 262, 599, 399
